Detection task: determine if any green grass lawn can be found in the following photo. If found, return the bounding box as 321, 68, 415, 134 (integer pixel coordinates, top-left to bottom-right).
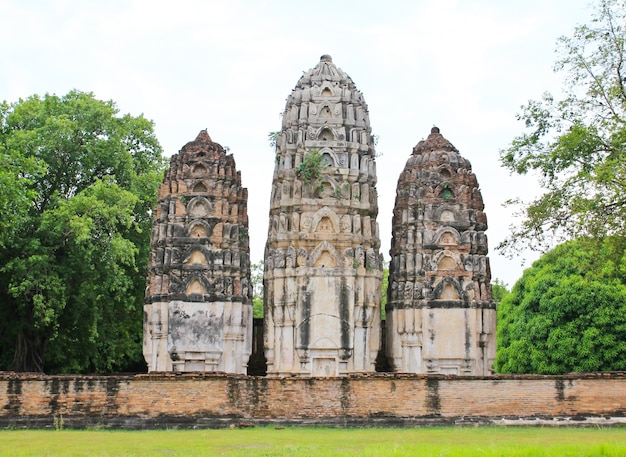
2, 427, 626, 456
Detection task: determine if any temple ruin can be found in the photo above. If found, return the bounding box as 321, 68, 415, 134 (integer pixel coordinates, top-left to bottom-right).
142, 57, 495, 377
143, 130, 253, 373
385, 127, 496, 375
263, 55, 384, 376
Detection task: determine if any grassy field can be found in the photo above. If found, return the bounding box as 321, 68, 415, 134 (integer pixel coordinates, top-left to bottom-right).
2, 427, 626, 456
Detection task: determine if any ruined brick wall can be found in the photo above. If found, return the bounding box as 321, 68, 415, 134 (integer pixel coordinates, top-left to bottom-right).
1, 372, 625, 428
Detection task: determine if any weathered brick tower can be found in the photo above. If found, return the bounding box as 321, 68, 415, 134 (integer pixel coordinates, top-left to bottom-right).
386, 127, 495, 375
264, 55, 383, 376
143, 130, 252, 373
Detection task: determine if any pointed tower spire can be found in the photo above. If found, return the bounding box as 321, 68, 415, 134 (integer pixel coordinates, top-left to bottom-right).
143, 130, 252, 373
386, 128, 495, 375
264, 56, 383, 376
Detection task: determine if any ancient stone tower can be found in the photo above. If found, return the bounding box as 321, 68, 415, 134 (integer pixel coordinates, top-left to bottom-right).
264, 55, 383, 376
386, 127, 495, 375
143, 130, 252, 373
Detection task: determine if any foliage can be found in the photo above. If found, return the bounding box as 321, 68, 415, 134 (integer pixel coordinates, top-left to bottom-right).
251, 261, 264, 318
381, 264, 388, 320
499, 0, 626, 254
296, 149, 325, 185
0, 108, 46, 246
0, 90, 165, 373
496, 237, 626, 374
491, 279, 510, 304
268, 131, 281, 148
3, 428, 626, 456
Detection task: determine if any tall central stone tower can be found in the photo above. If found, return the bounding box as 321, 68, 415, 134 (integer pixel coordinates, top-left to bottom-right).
264, 55, 383, 376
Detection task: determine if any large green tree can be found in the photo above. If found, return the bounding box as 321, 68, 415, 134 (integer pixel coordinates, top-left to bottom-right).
0, 103, 45, 245
496, 237, 626, 374
500, 0, 626, 254
0, 90, 165, 373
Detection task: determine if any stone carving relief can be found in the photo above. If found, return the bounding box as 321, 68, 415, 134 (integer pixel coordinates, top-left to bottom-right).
310, 207, 340, 234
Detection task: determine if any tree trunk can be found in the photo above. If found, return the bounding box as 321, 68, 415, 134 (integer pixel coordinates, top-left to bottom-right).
12, 331, 46, 372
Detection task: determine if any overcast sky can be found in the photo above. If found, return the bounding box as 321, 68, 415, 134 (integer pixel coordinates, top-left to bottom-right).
1, 0, 595, 286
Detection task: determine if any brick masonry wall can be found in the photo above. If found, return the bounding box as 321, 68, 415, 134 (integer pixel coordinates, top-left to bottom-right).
1, 372, 625, 428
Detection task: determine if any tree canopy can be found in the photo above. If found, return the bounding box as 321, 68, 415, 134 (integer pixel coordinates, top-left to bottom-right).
496, 237, 626, 374
499, 0, 626, 254
0, 90, 165, 373
491, 279, 510, 305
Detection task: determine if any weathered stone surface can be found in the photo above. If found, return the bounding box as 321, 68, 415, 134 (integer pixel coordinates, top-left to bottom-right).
386, 127, 496, 375
264, 55, 383, 376
143, 130, 252, 373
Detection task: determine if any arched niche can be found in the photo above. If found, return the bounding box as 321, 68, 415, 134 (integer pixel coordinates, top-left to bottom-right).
191, 163, 208, 177
310, 206, 340, 234
314, 250, 336, 268
439, 166, 453, 180
193, 182, 207, 193
438, 256, 456, 270
440, 283, 459, 299
438, 231, 457, 245
311, 336, 339, 349
433, 278, 462, 301
439, 209, 456, 222
187, 197, 212, 218
321, 85, 333, 97
187, 249, 208, 265
317, 216, 333, 233
186, 277, 208, 295
440, 210, 455, 222
439, 186, 454, 200
318, 127, 335, 142
322, 152, 333, 168
318, 147, 338, 167
186, 220, 212, 238
319, 180, 335, 198
309, 240, 340, 268
433, 250, 459, 271
435, 206, 457, 222
432, 227, 461, 246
